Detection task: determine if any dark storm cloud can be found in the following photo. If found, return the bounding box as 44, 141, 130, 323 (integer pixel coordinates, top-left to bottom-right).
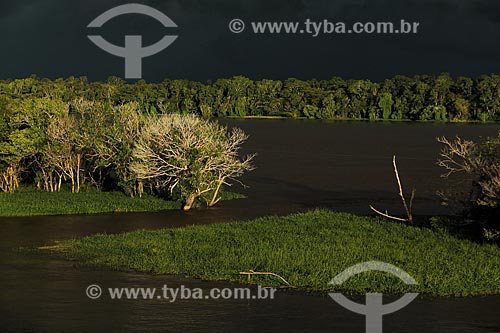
0, 0, 39, 19
471, 0, 500, 24
1, 0, 500, 81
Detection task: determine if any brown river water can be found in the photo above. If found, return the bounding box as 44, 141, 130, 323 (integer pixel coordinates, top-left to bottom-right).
1, 120, 499, 332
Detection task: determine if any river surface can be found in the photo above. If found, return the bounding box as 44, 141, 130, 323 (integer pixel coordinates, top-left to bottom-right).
1, 120, 500, 332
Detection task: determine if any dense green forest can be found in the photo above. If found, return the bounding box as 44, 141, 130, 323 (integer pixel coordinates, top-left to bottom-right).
2, 73, 500, 121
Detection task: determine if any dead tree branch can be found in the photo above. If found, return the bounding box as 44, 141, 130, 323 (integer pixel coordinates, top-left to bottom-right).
239, 270, 291, 286
370, 155, 415, 223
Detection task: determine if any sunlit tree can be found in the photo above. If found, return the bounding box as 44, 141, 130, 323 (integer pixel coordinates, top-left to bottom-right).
131, 114, 255, 211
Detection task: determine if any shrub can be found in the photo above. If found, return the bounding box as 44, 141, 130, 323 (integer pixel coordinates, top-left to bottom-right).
437, 133, 500, 238
130, 114, 255, 210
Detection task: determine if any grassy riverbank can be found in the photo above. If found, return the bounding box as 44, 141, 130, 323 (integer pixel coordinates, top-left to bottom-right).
46, 209, 500, 296
0, 187, 243, 216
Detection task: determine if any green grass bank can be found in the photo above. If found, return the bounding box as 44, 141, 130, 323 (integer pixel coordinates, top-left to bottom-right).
47, 209, 500, 296
0, 187, 243, 216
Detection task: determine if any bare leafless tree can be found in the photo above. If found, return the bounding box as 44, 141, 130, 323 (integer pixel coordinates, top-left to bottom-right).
437, 136, 483, 176
44, 115, 81, 192
131, 114, 255, 211
0, 165, 21, 193
437, 135, 500, 209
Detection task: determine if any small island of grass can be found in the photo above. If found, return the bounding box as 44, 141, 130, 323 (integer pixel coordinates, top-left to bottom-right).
46, 209, 500, 296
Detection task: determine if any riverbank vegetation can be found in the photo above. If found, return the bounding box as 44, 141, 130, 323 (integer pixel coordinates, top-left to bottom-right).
2, 74, 500, 122
0, 187, 244, 216
46, 209, 500, 296
0, 187, 179, 216
434, 133, 500, 241
0, 99, 254, 211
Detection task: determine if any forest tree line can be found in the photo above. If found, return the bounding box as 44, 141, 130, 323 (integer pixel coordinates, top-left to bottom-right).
2, 73, 500, 121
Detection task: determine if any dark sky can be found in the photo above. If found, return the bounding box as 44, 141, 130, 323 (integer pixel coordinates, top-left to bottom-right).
1, 0, 500, 82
